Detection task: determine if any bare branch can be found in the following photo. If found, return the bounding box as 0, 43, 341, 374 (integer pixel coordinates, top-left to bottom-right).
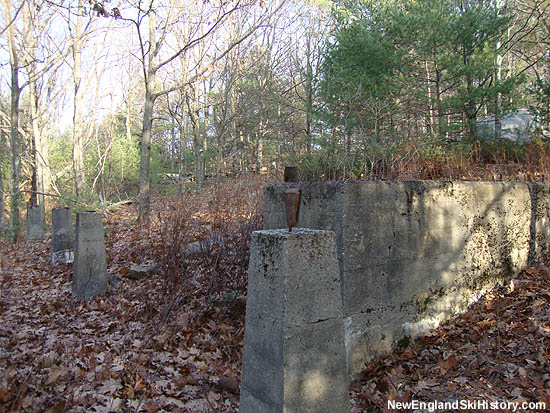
0, 0, 26, 37
156, 0, 288, 99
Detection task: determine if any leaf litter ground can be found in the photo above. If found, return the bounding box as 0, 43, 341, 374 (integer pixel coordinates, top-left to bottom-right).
0, 199, 247, 412
1, 193, 549, 412
350, 260, 550, 412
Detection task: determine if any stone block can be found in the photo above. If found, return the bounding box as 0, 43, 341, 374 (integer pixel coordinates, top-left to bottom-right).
72, 211, 107, 301
240, 228, 349, 413
26, 205, 44, 240
125, 263, 158, 280
51, 207, 74, 264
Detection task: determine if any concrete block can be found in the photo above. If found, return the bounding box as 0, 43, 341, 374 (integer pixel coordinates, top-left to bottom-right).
72, 211, 107, 301
26, 205, 44, 240
240, 228, 349, 413
263, 181, 550, 380
51, 207, 74, 264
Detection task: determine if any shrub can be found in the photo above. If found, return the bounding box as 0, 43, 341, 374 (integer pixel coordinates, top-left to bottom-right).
149, 175, 263, 298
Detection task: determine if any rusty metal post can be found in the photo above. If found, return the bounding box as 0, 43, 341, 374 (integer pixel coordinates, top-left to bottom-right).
284, 165, 298, 182
284, 188, 301, 232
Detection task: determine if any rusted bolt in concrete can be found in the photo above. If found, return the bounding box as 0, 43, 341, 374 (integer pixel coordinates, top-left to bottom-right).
284, 188, 301, 232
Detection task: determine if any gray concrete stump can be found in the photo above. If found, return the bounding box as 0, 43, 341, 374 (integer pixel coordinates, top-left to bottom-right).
72, 211, 107, 301
26, 205, 44, 240
51, 207, 74, 264
240, 228, 349, 413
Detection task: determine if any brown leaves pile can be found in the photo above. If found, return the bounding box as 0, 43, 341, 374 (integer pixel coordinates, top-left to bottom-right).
0, 237, 245, 411
351, 260, 550, 412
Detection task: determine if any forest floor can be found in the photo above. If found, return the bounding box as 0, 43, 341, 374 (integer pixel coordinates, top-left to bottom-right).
0, 179, 549, 412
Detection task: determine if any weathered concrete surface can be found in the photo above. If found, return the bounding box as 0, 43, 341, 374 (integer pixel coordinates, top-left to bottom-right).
26, 205, 44, 240
73, 211, 108, 301
264, 181, 550, 379
240, 229, 349, 413
51, 207, 74, 264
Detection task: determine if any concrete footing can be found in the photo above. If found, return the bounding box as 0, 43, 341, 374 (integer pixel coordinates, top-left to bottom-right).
72, 211, 107, 301
26, 205, 44, 240
51, 207, 74, 264
240, 228, 349, 413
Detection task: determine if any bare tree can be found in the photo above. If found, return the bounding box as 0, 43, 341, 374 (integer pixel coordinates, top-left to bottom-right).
26, 22, 69, 211
70, 0, 88, 200
0, 0, 87, 241
122, 0, 287, 221
2, 0, 23, 242
1, 0, 66, 241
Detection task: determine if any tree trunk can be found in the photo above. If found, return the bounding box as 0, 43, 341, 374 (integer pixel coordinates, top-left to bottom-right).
29, 72, 49, 210
72, 0, 85, 200
435, 66, 444, 138
257, 113, 264, 172
305, 33, 313, 154
186, 88, 203, 189
465, 62, 477, 141
29, 127, 38, 207
9, 62, 21, 243
170, 119, 177, 171
494, 0, 504, 139
137, 11, 158, 222
461, 19, 477, 142
178, 121, 185, 189
426, 61, 434, 134
0, 158, 4, 234
230, 88, 238, 174
138, 86, 155, 221
214, 104, 223, 182
4, 0, 21, 243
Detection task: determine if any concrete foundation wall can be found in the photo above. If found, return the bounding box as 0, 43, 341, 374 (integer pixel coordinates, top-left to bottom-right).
263, 181, 550, 379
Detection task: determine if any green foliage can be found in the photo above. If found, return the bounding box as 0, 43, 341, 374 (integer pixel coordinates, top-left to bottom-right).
293, 131, 479, 181
292, 146, 350, 181
149, 143, 168, 184
319, 0, 402, 134
49, 131, 74, 192
306, 0, 542, 183
49, 122, 142, 202
72, 189, 103, 213
110, 132, 141, 186
530, 60, 550, 133
319, 0, 516, 144
478, 139, 528, 163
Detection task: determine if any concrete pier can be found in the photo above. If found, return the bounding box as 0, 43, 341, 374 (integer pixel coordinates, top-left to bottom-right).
72, 211, 107, 301
51, 207, 74, 264
26, 205, 44, 240
240, 228, 349, 413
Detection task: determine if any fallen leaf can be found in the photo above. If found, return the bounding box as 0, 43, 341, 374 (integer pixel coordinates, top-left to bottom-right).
438, 354, 458, 376
45, 366, 69, 386
218, 376, 239, 394
45, 401, 66, 413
